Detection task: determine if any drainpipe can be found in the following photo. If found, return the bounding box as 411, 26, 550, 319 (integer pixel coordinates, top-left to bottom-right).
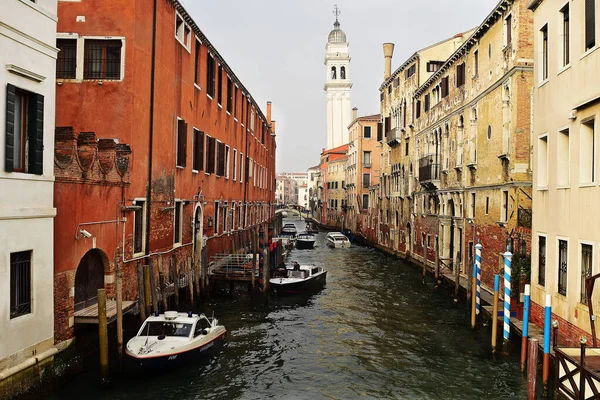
145, 0, 158, 256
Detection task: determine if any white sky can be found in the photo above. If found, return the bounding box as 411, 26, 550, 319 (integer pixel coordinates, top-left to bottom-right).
184, 0, 499, 173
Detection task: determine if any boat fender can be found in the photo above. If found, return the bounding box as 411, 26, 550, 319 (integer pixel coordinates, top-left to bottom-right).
202, 329, 208, 335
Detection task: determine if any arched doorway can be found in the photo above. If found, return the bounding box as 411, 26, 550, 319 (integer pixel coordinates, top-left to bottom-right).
74, 249, 107, 311
406, 222, 412, 254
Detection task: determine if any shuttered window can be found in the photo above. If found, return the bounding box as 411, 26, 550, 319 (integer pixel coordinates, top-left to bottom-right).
456, 63, 466, 87
5, 84, 44, 175
176, 118, 187, 167
207, 54, 215, 97
226, 76, 233, 112
505, 15, 512, 46
424, 94, 430, 112
194, 39, 201, 86
193, 128, 204, 171
133, 200, 145, 254
206, 136, 216, 173
586, 0, 596, 51
441, 76, 449, 98
216, 141, 225, 176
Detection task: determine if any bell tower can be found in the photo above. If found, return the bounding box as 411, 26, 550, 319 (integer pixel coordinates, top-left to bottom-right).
324, 5, 352, 149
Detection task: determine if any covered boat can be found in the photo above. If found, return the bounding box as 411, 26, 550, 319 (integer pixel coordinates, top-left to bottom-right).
295, 232, 316, 249
270, 262, 327, 295
326, 232, 351, 248
126, 311, 226, 369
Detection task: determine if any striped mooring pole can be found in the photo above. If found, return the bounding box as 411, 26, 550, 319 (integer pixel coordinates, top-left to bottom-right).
491, 274, 500, 353
503, 246, 513, 343
520, 284, 531, 372
475, 241, 482, 315
543, 294, 552, 395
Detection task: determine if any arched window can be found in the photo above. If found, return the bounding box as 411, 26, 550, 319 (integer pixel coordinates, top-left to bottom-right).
340, 66, 346, 79
459, 115, 464, 128
331, 66, 337, 79
487, 125, 492, 140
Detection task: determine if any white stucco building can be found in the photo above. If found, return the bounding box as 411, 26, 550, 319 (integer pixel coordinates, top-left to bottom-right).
0, 0, 58, 391
324, 10, 352, 150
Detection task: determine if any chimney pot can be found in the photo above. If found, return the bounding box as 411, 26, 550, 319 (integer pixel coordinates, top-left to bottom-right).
383, 43, 395, 80
352, 107, 358, 121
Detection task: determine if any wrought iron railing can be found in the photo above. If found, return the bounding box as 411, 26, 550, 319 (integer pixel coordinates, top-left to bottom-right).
418, 155, 440, 182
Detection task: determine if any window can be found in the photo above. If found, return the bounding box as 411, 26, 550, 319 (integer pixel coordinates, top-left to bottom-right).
193, 129, 204, 171
226, 76, 233, 113
222, 203, 228, 233
505, 14, 512, 47
541, 25, 548, 81
456, 63, 466, 87
207, 54, 215, 98
233, 149, 237, 180
557, 128, 569, 186
239, 152, 244, 183
174, 200, 182, 244
5, 85, 44, 174
175, 14, 191, 48
424, 94, 430, 112
581, 244, 593, 304
216, 141, 225, 176
580, 119, 595, 184
363, 151, 371, 166
538, 235, 546, 286
206, 136, 216, 174
473, 50, 479, 77
176, 118, 187, 167
364, 126, 372, 138
56, 39, 77, 79
538, 135, 548, 187
586, 0, 596, 51
441, 76, 449, 98
470, 192, 476, 218
194, 39, 201, 86
225, 145, 230, 179
238, 202, 243, 228
331, 66, 337, 80
485, 197, 489, 215
214, 201, 220, 234
426, 61, 443, 72
10, 251, 31, 319
416, 100, 421, 119
558, 239, 568, 296
501, 190, 508, 222
234, 86, 238, 119
561, 5, 570, 66
362, 173, 371, 187
340, 66, 346, 79
405, 64, 416, 79
217, 65, 223, 105
84, 39, 122, 80
487, 125, 492, 140
133, 199, 145, 254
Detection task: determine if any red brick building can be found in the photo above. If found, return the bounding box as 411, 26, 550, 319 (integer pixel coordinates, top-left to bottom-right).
53, 0, 276, 343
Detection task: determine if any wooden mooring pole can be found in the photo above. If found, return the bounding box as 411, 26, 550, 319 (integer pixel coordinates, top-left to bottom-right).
137, 263, 146, 321
434, 241, 439, 282
527, 338, 538, 400
172, 255, 180, 307
149, 259, 158, 313
159, 271, 168, 312
97, 288, 109, 384
116, 264, 124, 367
252, 229, 257, 290
454, 255, 461, 303
143, 264, 151, 317
187, 256, 194, 305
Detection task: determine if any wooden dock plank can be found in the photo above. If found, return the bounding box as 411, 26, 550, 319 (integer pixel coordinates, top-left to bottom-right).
74, 300, 136, 325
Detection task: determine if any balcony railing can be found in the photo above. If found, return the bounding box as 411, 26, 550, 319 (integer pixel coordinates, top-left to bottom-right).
363, 162, 372, 168
386, 127, 401, 146
419, 154, 440, 182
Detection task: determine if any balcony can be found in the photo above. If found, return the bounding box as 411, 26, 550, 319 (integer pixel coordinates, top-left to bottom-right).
363, 162, 372, 168
386, 127, 401, 146
419, 154, 440, 190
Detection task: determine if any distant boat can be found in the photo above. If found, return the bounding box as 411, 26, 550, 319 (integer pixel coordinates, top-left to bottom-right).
295, 232, 316, 249
270, 263, 327, 295
281, 223, 297, 237
126, 311, 226, 369
282, 211, 288, 218
326, 232, 351, 249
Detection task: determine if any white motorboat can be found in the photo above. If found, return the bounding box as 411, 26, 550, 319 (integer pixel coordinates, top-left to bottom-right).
270, 262, 327, 295
295, 232, 316, 249
281, 223, 298, 237
126, 311, 226, 369
326, 232, 351, 248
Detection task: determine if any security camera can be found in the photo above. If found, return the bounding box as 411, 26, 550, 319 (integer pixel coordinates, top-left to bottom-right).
79, 229, 93, 238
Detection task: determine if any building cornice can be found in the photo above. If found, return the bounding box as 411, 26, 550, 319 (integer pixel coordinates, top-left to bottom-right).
527, 0, 544, 11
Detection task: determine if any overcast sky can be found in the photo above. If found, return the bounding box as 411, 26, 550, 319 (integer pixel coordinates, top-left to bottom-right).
184, 0, 498, 173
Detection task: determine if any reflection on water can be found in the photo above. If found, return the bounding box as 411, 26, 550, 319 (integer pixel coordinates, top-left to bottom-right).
50, 217, 527, 399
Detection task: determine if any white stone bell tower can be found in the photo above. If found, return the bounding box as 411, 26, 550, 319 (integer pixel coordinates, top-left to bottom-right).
324, 5, 352, 150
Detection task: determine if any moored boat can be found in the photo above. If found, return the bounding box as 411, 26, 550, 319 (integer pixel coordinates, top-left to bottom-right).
281, 223, 298, 237
326, 232, 351, 248
270, 262, 327, 295
126, 311, 226, 369
295, 232, 316, 249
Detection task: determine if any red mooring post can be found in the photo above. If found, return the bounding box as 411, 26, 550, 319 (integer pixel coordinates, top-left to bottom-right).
527, 338, 538, 400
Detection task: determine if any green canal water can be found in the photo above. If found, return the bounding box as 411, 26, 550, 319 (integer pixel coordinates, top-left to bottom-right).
48, 218, 528, 399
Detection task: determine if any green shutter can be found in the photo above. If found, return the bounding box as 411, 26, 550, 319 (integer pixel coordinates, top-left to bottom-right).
5, 84, 16, 172
28, 93, 44, 175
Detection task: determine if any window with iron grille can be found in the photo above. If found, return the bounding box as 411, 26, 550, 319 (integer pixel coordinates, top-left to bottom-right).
581, 244, 593, 304
84, 39, 122, 80
56, 39, 77, 79
133, 200, 145, 254
10, 251, 31, 319
558, 239, 568, 296
177, 119, 187, 167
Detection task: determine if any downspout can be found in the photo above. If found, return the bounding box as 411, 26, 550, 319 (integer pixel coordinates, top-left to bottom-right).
145, 0, 158, 256
243, 105, 249, 231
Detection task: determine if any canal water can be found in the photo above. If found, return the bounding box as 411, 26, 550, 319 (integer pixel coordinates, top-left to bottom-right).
49, 217, 527, 399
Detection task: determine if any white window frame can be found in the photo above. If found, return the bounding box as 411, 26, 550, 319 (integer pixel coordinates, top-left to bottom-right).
133, 198, 147, 256
174, 199, 183, 246
225, 145, 230, 179
240, 152, 244, 183
537, 133, 549, 189
232, 149, 237, 181
579, 240, 595, 305
175, 12, 192, 52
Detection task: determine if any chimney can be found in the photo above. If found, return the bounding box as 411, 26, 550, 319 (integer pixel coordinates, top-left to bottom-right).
271, 120, 276, 135
383, 43, 395, 80
266, 101, 272, 124
352, 107, 358, 121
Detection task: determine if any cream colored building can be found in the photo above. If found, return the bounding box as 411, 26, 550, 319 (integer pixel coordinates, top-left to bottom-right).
345, 108, 381, 233
529, 0, 600, 344
379, 30, 475, 251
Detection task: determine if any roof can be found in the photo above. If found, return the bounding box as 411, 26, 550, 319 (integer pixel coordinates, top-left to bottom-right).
321, 144, 348, 155
357, 114, 381, 121
415, 0, 515, 97
328, 20, 347, 43
527, 0, 543, 11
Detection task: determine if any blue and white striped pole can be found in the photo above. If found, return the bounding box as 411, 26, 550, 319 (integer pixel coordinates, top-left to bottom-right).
492, 274, 500, 352
521, 284, 531, 371
543, 294, 552, 393
503, 246, 513, 342
475, 241, 482, 315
